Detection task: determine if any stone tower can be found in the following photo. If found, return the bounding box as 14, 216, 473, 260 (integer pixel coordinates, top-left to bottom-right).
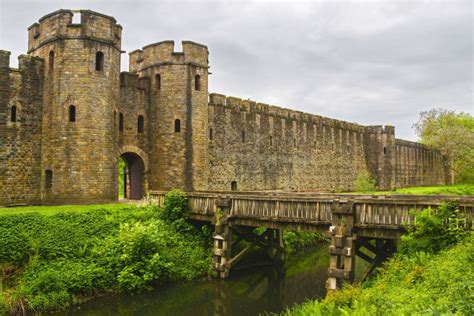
129, 41, 209, 191
28, 10, 122, 203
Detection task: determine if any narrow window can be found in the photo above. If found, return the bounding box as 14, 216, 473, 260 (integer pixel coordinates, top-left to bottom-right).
45, 169, 53, 189
269, 135, 273, 146
383, 147, 387, 155
95, 51, 104, 71
241, 131, 245, 143
49, 51, 54, 71
195, 75, 201, 91
231, 181, 238, 191
119, 113, 124, 132
155, 74, 161, 90
209, 128, 213, 140
137, 115, 144, 133
10, 106, 17, 122
294, 139, 297, 148
174, 119, 181, 133
68, 105, 76, 122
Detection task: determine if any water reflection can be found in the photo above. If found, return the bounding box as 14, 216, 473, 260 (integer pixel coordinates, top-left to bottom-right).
52, 248, 328, 316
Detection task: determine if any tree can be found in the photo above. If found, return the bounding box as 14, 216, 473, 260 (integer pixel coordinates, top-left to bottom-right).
413, 109, 474, 183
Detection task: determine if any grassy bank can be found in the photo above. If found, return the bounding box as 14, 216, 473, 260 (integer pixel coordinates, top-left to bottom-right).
350, 184, 474, 196
0, 192, 212, 313
0, 203, 131, 216
282, 202, 473, 316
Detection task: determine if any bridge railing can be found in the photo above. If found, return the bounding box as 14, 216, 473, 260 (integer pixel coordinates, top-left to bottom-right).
148, 191, 474, 229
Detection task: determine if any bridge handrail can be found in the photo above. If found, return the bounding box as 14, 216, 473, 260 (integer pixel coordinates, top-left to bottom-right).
148, 191, 473, 229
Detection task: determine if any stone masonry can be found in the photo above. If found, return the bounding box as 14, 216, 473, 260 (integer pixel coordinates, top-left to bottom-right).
0, 9, 451, 206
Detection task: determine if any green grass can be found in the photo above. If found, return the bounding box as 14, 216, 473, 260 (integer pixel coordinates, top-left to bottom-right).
350, 184, 474, 196
0, 203, 132, 216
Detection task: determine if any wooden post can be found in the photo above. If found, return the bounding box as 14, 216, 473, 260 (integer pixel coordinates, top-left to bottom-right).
327, 199, 356, 291
212, 197, 232, 278
267, 228, 285, 263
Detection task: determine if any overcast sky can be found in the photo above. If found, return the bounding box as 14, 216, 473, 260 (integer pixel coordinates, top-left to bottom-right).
0, 0, 472, 140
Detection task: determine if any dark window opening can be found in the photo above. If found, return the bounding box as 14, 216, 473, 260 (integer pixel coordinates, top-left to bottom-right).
209, 128, 213, 140
294, 139, 297, 148
95, 51, 104, 71
155, 74, 161, 90
174, 119, 181, 133
137, 115, 144, 133
383, 147, 387, 155
68, 105, 76, 122
195, 75, 201, 91
49, 51, 54, 71
119, 113, 124, 132
269, 136, 273, 146
231, 181, 238, 191
241, 131, 245, 143
10, 106, 17, 122
45, 169, 53, 189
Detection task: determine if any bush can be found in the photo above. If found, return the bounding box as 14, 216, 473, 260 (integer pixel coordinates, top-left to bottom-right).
19, 260, 111, 311
354, 170, 376, 192
400, 202, 469, 254
161, 189, 189, 223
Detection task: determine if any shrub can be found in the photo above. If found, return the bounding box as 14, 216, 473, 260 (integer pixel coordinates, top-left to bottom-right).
161, 189, 189, 223
19, 260, 111, 311
354, 170, 376, 192
400, 202, 469, 254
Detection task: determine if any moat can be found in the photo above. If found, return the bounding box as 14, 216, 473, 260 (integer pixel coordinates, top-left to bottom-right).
50, 246, 329, 316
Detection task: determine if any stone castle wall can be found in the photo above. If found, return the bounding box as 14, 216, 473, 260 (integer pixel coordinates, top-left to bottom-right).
0, 52, 44, 205
207, 93, 369, 192
393, 139, 449, 188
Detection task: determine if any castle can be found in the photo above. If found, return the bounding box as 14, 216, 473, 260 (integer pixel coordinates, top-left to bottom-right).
0, 9, 451, 206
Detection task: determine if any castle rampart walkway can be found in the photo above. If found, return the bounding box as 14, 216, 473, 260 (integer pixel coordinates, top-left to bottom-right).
149, 191, 473, 289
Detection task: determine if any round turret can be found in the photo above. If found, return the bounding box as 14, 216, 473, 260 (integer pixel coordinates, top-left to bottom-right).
28, 9, 122, 203
129, 40, 209, 191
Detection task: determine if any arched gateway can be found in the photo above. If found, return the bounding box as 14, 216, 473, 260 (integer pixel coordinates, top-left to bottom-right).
117, 146, 148, 200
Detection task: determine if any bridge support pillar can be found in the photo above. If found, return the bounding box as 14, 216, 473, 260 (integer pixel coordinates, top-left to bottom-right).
212, 197, 233, 278
267, 228, 285, 263
327, 199, 356, 291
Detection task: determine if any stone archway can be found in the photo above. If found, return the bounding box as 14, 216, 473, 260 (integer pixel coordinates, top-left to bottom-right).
117, 146, 149, 200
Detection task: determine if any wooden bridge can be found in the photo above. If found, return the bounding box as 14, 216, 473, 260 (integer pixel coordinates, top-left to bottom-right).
149, 191, 474, 290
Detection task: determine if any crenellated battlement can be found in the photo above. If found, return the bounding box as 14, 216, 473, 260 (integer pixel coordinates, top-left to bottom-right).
0, 50, 44, 75
129, 40, 208, 73
395, 138, 430, 149
27, 9, 122, 53
208, 93, 366, 132
365, 125, 395, 136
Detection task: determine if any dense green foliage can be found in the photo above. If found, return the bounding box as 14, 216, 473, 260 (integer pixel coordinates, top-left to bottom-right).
118, 158, 126, 198
283, 231, 326, 254
400, 202, 469, 254
0, 193, 211, 312
414, 109, 474, 183
283, 202, 472, 316
354, 171, 376, 192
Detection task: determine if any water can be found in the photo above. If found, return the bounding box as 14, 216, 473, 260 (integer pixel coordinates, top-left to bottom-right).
52, 246, 329, 316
